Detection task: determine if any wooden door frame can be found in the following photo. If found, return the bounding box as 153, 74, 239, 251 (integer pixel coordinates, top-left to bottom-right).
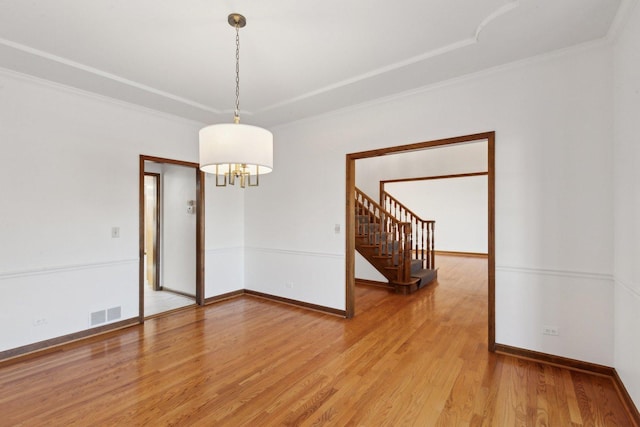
345, 131, 496, 351
139, 155, 205, 322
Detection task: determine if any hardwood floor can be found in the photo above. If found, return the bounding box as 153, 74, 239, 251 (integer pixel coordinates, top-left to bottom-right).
0, 256, 635, 426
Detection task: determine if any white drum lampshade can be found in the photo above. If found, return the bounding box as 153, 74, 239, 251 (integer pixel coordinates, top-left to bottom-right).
199, 123, 273, 176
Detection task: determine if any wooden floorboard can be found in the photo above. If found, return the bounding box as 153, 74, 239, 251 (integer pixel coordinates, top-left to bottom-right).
0, 255, 635, 426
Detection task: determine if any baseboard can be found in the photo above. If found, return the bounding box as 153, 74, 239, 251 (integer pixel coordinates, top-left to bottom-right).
0, 290, 345, 364
495, 344, 640, 426
434, 250, 488, 258
0, 317, 139, 366
204, 290, 244, 305
244, 290, 346, 317
613, 369, 640, 427
355, 278, 394, 289
495, 343, 614, 375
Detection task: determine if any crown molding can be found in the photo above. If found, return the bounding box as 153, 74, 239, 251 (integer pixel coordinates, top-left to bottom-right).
606, 0, 639, 41
0, 37, 219, 114
273, 35, 610, 131
257, 1, 519, 115
0, 66, 205, 126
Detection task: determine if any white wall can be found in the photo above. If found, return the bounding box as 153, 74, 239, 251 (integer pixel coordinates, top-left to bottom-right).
246, 44, 614, 365
203, 174, 245, 297
356, 140, 488, 201
385, 176, 488, 253
613, 2, 640, 406
0, 70, 201, 352
161, 163, 197, 296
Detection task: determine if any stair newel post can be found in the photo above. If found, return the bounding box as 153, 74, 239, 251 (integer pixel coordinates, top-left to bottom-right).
421, 221, 426, 269
413, 217, 418, 262
395, 221, 402, 281
425, 221, 431, 269
403, 223, 412, 282
432, 221, 436, 269
429, 221, 435, 269
389, 214, 395, 259
384, 218, 396, 265
376, 206, 382, 255
364, 198, 369, 238
355, 191, 360, 235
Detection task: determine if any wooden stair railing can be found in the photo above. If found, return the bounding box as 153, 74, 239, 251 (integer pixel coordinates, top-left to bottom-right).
355, 187, 413, 284
381, 190, 435, 270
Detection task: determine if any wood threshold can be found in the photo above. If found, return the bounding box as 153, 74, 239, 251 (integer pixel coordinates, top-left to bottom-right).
0, 317, 139, 367
160, 286, 197, 299
433, 250, 488, 258
495, 343, 640, 426
144, 304, 197, 320
244, 290, 347, 317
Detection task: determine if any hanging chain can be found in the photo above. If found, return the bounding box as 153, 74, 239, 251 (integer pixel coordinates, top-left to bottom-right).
234, 23, 240, 123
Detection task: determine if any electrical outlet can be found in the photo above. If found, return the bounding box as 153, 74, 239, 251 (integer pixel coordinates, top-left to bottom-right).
111, 227, 120, 238
334, 224, 341, 234
285, 282, 293, 289
542, 326, 559, 336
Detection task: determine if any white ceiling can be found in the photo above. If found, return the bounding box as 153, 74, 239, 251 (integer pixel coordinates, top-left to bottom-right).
0, 0, 628, 127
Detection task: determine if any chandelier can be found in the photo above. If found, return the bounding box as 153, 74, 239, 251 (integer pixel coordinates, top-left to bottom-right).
199, 13, 273, 187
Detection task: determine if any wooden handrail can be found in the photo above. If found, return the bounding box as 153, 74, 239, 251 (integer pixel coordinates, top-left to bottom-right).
355, 187, 413, 283
381, 190, 435, 270
381, 191, 426, 224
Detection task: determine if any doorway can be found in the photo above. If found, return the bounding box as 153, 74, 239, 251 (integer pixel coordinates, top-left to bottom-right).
139, 155, 205, 320
144, 173, 160, 290
345, 131, 495, 350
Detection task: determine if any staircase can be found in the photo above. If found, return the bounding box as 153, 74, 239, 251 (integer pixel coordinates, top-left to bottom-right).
355, 187, 437, 294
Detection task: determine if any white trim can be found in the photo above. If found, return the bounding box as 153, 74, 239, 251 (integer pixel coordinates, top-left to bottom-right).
257, 37, 476, 114
615, 277, 640, 299
259, 1, 519, 115
0, 66, 205, 126
0, 259, 138, 280
496, 265, 613, 282
475, 1, 520, 41
205, 247, 244, 255
606, 0, 639, 41
245, 247, 343, 260
273, 36, 611, 132
0, 37, 219, 114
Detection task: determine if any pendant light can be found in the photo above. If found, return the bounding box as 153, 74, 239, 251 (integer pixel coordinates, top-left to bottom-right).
199, 13, 273, 187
